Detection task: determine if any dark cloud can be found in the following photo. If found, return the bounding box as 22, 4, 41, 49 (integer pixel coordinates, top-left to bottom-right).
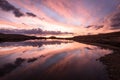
86, 25, 93, 28
13, 9, 24, 17
110, 11, 120, 29
95, 25, 104, 30
86, 25, 104, 30
0, 0, 24, 17
26, 12, 37, 17
0, 28, 73, 35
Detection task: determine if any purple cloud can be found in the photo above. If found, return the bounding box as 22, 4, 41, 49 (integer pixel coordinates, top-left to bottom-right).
0, 0, 24, 17
0, 28, 73, 35
26, 12, 37, 17
110, 12, 120, 29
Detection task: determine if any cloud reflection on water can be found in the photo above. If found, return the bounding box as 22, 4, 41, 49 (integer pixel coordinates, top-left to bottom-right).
0, 40, 112, 80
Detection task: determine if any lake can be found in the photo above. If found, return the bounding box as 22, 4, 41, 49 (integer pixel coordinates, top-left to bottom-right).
0, 39, 112, 80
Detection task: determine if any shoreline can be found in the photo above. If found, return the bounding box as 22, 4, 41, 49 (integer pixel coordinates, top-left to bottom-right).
70, 31, 120, 80
100, 49, 120, 80
71, 42, 120, 80
70, 41, 120, 80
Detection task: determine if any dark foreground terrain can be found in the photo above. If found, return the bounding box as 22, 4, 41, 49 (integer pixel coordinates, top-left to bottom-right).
71, 31, 120, 80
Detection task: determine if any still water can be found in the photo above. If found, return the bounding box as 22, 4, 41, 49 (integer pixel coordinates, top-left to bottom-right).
0, 40, 112, 80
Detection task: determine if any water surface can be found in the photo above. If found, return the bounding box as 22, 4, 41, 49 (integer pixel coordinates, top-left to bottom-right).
0, 40, 112, 80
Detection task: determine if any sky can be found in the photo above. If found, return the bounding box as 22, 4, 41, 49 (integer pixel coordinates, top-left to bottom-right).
0, 0, 120, 36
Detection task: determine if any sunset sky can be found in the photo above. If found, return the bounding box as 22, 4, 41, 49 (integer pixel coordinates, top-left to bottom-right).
0, 0, 120, 36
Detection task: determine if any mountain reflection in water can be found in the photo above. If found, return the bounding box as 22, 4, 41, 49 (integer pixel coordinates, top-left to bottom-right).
0, 40, 112, 80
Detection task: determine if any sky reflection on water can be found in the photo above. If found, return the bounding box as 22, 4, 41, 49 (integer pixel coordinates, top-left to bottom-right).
0, 40, 112, 80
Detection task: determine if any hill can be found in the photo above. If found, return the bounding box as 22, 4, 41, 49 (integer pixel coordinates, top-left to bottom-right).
72, 31, 120, 47
0, 33, 39, 42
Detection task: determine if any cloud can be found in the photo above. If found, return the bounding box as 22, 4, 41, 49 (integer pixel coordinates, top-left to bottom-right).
0, 0, 120, 35
26, 12, 37, 17
0, 28, 73, 35
86, 25, 104, 30
106, 5, 120, 30
0, 0, 24, 17
110, 12, 120, 29
13, 9, 24, 17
